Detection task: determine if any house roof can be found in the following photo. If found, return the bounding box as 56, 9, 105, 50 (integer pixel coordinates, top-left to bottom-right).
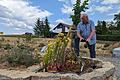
51, 23, 71, 33
53, 23, 71, 30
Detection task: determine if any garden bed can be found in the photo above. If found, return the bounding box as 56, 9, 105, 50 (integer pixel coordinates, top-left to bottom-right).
0, 57, 115, 80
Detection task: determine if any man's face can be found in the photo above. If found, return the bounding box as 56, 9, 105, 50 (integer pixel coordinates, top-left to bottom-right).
81, 16, 88, 24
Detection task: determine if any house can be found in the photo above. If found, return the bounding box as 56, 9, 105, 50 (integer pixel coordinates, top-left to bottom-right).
0, 32, 4, 35
50, 23, 71, 37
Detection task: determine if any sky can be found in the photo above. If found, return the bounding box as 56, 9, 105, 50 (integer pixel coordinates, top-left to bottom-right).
0, 0, 120, 34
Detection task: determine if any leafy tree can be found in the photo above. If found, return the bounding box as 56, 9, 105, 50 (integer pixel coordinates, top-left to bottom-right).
44, 17, 51, 37
34, 18, 43, 36
71, 0, 89, 26
114, 12, 120, 30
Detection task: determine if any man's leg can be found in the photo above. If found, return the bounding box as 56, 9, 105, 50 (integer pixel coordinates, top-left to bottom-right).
74, 37, 80, 56
88, 44, 96, 58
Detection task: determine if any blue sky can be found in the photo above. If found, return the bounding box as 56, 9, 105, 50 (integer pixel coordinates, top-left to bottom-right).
0, 0, 120, 34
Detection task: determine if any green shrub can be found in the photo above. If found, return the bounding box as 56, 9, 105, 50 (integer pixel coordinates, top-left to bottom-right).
3, 43, 13, 50
24, 33, 32, 42
2, 47, 38, 67
97, 35, 120, 41
17, 44, 30, 49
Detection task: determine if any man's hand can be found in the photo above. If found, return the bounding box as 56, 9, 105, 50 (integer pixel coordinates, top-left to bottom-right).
77, 32, 84, 42
80, 37, 84, 42
86, 38, 91, 42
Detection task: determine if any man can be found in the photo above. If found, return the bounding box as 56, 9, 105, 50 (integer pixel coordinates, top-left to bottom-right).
76, 13, 96, 58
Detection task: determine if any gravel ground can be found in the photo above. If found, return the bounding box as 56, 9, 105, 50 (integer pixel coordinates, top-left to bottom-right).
96, 56, 120, 80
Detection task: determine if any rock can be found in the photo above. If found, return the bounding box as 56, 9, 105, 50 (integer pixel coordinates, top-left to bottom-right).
96, 62, 103, 68
0, 58, 115, 80
112, 47, 120, 58
0, 75, 11, 80
41, 45, 47, 53
27, 64, 43, 72
2, 61, 9, 66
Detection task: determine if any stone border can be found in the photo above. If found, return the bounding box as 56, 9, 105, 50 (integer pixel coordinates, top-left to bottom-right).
0, 57, 115, 80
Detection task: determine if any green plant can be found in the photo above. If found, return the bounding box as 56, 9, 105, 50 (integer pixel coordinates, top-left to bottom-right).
2, 46, 38, 67
25, 33, 32, 42
3, 43, 13, 50
70, 0, 89, 26
43, 33, 68, 67
42, 27, 79, 72
17, 44, 30, 49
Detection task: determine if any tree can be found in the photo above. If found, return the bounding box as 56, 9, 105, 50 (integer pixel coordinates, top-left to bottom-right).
96, 21, 102, 34
70, 0, 89, 26
34, 18, 51, 37
96, 21, 108, 35
107, 21, 116, 34
102, 21, 107, 35
44, 17, 51, 37
114, 12, 120, 30
34, 18, 43, 36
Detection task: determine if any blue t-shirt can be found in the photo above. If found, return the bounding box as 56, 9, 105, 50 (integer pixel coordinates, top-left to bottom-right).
77, 20, 96, 45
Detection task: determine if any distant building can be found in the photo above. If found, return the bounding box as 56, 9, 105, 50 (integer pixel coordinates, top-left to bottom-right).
25, 32, 32, 35
50, 23, 71, 37
0, 32, 4, 35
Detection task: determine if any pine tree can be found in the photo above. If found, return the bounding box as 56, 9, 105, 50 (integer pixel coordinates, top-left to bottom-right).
101, 21, 107, 35
34, 18, 42, 36
114, 12, 120, 30
96, 20, 102, 34
96, 21, 108, 35
71, 0, 89, 26
44, 17, 51, 37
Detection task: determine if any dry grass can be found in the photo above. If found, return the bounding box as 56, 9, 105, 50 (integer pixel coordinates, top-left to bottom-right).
0, 37, 120, 58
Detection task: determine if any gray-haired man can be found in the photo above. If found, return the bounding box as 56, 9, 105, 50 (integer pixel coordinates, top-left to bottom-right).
75, 13, 96, 58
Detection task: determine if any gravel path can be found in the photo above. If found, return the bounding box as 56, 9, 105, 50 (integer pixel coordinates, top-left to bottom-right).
97, 56, 120, 80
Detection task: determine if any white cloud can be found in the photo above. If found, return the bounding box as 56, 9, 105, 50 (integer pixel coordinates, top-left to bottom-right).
55, 18, 72, 24
12, 32, 25, 35
101, 0, 120, 5
108, 9, 120, 17
87, 5, 112, 13
95, 6, 112, 13
58, 0, 92, 15
58, 0, 74, 14
49, 24, 56, 31
104, 18, 113, 22
0, 0, 52, 30
55, 19, 66, 23
61, 5, 73, 14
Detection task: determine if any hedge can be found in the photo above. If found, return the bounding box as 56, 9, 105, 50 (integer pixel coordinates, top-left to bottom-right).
97, 35, 120, 41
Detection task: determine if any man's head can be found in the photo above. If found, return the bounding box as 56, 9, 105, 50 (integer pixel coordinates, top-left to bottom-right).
80, 13, 89, 24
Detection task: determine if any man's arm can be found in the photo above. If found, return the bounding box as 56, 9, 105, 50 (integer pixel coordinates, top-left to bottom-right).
77, 32, 83, 41
86, 29, 96, 42
86, 21, 96, 42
